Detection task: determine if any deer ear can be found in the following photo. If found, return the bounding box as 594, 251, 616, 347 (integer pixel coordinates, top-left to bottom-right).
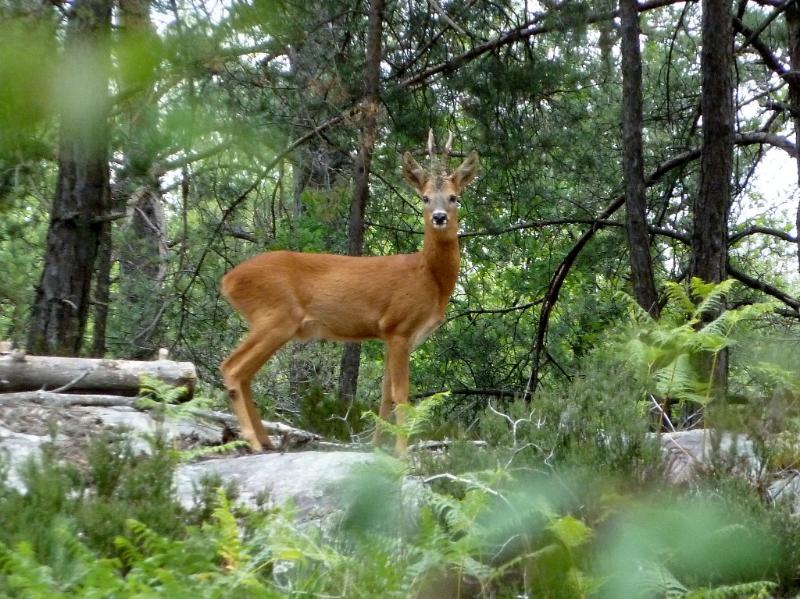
402, 151, 427, 192
451, 151, 479, 191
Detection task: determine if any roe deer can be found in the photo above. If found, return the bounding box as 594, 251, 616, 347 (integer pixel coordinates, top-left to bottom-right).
220, 131, 478, 454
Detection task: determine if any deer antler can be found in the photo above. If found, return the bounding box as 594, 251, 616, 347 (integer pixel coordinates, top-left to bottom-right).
427, 129, 435, 157
444, 130, 453, 155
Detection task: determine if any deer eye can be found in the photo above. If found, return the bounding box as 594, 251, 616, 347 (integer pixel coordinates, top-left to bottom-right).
422, 195, 430, 204
449, 195, 458, 203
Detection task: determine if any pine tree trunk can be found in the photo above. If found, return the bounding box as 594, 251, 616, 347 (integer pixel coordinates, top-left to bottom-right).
620, 0, 659, 319
691, 0, 734, 396
91, 220, 112, 357
27, 0, 111, 356
338, 0, 385, 404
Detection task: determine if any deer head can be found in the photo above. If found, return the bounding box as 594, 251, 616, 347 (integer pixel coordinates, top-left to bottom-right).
402, 130, 479, 233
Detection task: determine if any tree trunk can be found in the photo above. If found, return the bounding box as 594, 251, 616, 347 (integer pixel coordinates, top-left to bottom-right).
91, 220, 112, 357
691, 0, 734, 396
620, 0, 659, 319
27, 0, 111, 356
0, 354, 196, 397
338, 0, 386, 404
786, 4, 800, 274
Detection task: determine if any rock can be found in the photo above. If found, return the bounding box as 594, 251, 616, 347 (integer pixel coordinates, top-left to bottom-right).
768, 473, 800, 514
174, 450, 380, 518
0, 424, 53, 491
88, 406, 225, 452
659, 429, 760, 484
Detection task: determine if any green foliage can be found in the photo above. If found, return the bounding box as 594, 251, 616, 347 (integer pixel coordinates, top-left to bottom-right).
137, 374, 189, 405
2, 420, 798, 597
620, 279, 777, 406
294, 382, 368, 441
362, 391, 451, 445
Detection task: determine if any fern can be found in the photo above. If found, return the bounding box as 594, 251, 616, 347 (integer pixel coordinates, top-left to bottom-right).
685, 580, 777, 598
362, 391, 451, 445
0, 541, 57, 598
209, 489, 249, 572
178, 439, 248, 462
632, 560, 689, 598
620, 280, 776, 409
138, 374, 188, 405
691, 278, 737, 322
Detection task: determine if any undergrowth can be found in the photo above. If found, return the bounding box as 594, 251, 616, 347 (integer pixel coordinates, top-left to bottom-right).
1, 284, 798, 597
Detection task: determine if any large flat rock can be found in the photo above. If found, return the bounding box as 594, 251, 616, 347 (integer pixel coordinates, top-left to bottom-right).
175, 451, 380, 518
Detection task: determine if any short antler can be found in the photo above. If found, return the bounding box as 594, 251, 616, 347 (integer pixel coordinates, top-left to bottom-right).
444, 130, 453, 155
427, 129, 435, 157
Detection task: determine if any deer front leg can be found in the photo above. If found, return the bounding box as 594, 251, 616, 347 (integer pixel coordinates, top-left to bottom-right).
372, 357, 393, 446
386, 337, 411, 456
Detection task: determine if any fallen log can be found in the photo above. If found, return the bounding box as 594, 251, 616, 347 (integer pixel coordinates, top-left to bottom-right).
0, 354, 197, 397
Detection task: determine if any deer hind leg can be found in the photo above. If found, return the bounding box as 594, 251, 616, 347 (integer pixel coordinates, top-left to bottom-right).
221, 319, 297, 451
372, 357, 393, 446
386, 337, 411, 456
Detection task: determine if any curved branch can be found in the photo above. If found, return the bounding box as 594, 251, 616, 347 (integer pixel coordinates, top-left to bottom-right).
728, 264, 800, 311
730, 225, 798, 244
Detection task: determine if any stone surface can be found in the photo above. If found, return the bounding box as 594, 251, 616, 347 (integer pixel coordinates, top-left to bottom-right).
0, 399, 391, 521
768, 472, 800, 514
175, 450, 379, 517
659, 429, 760, 484
0, 424, 53, 491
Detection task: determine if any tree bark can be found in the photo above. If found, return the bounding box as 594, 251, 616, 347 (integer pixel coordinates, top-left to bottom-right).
91, 220, 112, 356
27, 0, 112, 356
0, 354, 196, 396
691, 0, 734, 395
620, 0, 659, 319
338, 0, 386, 404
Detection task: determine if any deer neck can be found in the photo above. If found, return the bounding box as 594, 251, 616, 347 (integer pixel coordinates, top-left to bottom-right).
422, 226, 460, 302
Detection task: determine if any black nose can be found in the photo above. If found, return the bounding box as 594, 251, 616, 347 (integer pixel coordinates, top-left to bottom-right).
432, 212, 447, 226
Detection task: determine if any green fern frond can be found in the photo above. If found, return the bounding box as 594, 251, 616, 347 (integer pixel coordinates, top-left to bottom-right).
665, 281, 697, 315
363, 391, 451, 443
113, 535, 143, 569
0, 541, 56, 597
631, 560, 688, 598
210, 488, 250, 571
654, 354, 710, 404
125, 518, 169, 556
178, 439, 248, 462
692, 278, 737, 321
138, 374, 188, 405
615, 290, 656, 324
685, 579, 777, 598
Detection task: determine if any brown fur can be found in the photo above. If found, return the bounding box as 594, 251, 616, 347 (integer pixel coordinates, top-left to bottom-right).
220, 141, 478, 454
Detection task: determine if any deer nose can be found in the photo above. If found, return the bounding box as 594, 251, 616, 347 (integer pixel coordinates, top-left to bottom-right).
432, 211, 448, 227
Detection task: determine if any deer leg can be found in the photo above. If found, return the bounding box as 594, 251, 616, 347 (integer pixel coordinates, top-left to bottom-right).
386, 337, 411, 456
221, 321, 297, 451
372, 356, 393, 446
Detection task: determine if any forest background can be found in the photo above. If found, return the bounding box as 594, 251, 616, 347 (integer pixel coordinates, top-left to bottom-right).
3, 0, 800, 596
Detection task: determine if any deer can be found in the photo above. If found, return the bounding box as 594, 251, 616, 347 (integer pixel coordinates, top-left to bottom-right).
220, 131, 479, 454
